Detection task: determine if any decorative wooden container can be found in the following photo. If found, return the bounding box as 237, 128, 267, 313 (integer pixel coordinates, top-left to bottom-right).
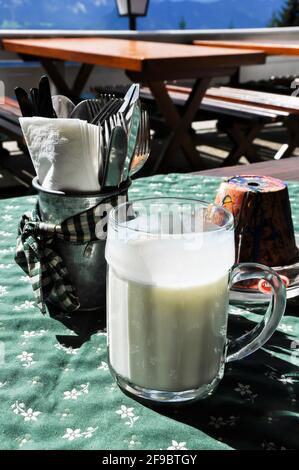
215, 175, 299, 267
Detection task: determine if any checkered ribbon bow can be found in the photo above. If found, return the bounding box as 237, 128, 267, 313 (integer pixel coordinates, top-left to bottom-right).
15, 204, 105, 315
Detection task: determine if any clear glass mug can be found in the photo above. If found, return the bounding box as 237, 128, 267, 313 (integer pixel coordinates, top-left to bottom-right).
105, 198, 286, 404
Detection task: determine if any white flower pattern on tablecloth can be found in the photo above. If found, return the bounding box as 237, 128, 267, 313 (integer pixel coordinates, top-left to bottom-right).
0, 285, 8, 296
83, 427, 98, 438
105, 383, 118, 393
124, 435, 141, 449
62, 426, 98, 441
22, 331, 39, 339
227, 416, 239, 426
62, 428, 81, 441
28, 376, 43, 387
280, 376, 296, 385
17, 351, 35, 368
278, 324, 294, 333
116, 405, 139, 428
64, 389, 82, 400
5, 205, 20, 211
59, 409, 73, 421
0, 247, 14, 254
80, 383, 89, 394
55, 343, 79, 355
0, 263, 13, 269
62, 367, 74, 374
21, 330, 47, 345
19, 275, 30, 283
264, 369, 279, 380
234, 383, 258, 403
209, 416, 239, 428
1, 214, 13, 222
262, 441, 287, 450
167, 440, 188, 450
209, 416, 226, 429
64, 383, 89, 400
98, 361, 109, 371
14, 301, 36, 311
16, 434, 32, 448
11, 401, 41, 422
0, 231, 12, 237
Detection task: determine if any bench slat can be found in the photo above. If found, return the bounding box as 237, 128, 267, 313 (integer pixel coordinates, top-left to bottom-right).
201, 97, 285, 120
140, 86, 287, 121
206, 87, 299, 114
164, 84, 298, 115
218, 87, 299, 109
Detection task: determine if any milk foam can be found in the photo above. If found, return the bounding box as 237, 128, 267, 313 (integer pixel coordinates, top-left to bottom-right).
106, 227, 235, 287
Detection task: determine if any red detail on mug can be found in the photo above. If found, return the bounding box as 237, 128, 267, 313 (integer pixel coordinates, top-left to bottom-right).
258, 275, 290, 294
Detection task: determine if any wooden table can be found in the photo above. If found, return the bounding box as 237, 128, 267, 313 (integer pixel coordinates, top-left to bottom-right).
196, 155, 299, 181
194, 39, 299, 88
2, 37, 265, 171
194, 39, 299, 56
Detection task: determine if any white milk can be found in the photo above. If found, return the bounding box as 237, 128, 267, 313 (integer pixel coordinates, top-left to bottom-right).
106, 225, 235, 392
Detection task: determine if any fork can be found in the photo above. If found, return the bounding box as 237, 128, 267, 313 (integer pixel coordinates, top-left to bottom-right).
98, 123, 109, 187
92, 98, 123, 126
109, 112, 127, 133
86, 94, 113, 122
129, 109, 150, 177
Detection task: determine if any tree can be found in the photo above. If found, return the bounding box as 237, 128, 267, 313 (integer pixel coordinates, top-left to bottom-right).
179, 16, 187, 30
270, 0, 299, 27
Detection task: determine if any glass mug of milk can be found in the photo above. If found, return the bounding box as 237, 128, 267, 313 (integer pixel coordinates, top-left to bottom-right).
105, 198, 286, 403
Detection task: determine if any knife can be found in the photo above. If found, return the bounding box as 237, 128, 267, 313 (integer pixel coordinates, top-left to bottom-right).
120, 102, 141, 183
102, 126, 128, 188
39, 75, 57, 118
30, 87, 39, 116
15, 87, 34, 117
119, 83, 140, 117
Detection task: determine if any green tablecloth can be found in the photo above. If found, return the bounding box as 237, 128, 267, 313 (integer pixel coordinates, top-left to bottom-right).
0, 174, 298, 451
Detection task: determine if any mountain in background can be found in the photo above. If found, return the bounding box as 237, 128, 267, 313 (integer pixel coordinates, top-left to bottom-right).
0, 0, 284, 30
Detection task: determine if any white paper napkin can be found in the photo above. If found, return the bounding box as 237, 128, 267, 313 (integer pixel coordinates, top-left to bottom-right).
20, 117, 101, 192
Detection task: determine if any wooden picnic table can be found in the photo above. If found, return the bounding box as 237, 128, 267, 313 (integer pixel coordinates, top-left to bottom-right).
194, 39, 299, 88
1, 37, 265, 171
193, 39, 299, 57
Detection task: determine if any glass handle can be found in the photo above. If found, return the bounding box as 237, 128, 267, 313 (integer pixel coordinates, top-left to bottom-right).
226, 263, 286, 363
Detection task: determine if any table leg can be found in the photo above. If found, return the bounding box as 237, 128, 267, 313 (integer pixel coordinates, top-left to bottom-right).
219, 121, 263, 166
147, 78, 211, 173
40, 59, 94, 99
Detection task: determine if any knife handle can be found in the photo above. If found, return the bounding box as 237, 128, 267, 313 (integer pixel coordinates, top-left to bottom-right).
14, 87, 34, 117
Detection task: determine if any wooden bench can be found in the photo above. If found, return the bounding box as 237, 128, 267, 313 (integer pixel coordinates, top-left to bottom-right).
140, 85, 299, 166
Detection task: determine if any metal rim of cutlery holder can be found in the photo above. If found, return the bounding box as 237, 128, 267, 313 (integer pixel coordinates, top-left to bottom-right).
32, 177, 131, 318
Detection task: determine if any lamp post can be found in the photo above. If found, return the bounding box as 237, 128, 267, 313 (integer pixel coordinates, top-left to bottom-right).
115, 0, 149, 31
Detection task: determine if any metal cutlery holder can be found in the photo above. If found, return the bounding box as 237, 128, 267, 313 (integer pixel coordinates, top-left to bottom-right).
32, 177, 131, 321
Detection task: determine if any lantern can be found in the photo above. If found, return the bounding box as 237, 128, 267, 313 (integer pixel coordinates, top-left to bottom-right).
115, 0, 149, 30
